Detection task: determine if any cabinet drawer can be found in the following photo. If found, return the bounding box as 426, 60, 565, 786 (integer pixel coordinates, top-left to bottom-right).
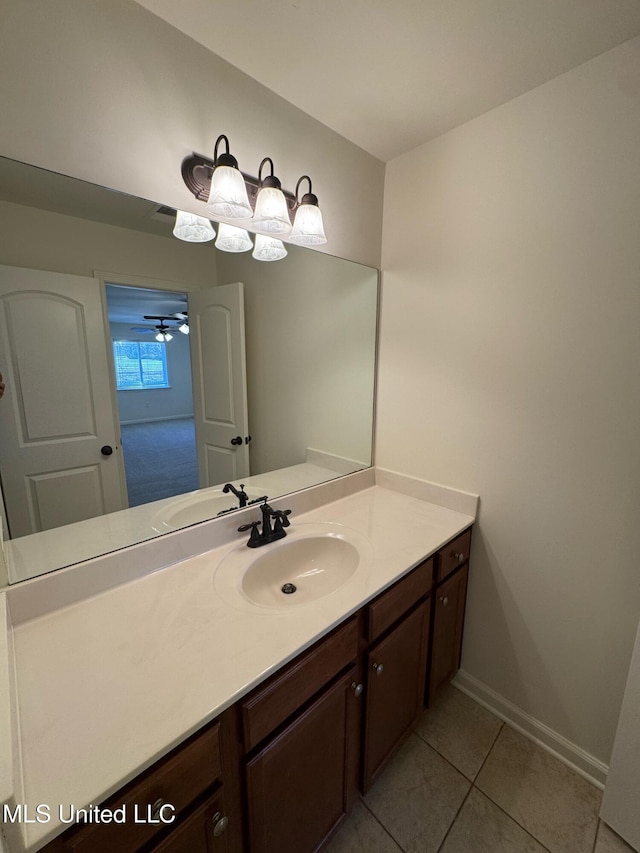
436, 528, 472, 583
366, 558, 433, 643
149, 787, 229, 853
52, 722, 222, 853
241, 617, 358, 751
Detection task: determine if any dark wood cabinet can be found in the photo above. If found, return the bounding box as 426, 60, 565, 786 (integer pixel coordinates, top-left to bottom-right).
428, 528, 471, 703
362, 598, 430, 791
148, 788, 230, 853
245, 667, 360, 853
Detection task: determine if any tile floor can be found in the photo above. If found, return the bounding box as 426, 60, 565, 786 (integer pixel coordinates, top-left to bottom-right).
325, 684, 636, 853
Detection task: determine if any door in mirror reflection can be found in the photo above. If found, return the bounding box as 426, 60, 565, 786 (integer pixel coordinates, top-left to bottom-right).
0, 263, 125, 535
189, 281, 249, 487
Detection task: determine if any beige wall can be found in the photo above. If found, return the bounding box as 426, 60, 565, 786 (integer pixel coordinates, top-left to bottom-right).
0, 200, 216, 289
215, 248, 378, 475
377, 36, 640, 766
0, 0, 384, 269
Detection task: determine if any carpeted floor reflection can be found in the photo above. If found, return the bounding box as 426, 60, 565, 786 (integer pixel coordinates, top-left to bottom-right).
121, 417, 199, 507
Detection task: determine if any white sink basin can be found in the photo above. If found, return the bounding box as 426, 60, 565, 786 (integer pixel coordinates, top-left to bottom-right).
151, 486, 267, 532
214, 523, 373, 610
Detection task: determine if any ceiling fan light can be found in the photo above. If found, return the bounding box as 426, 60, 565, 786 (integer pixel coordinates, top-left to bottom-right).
252, 234, 288, 262
178, 322, 189, 335
164, 332, 173, 342
155, 331, 164, 342
215, 223, 253, 253
173, 210, 215, 242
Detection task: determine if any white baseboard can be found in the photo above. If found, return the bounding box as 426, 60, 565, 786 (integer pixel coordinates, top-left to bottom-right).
453, 669, 608, 789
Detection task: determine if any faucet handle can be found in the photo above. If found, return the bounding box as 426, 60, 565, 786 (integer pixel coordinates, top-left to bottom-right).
273, 509, 292, 533
238, 521, 260, 547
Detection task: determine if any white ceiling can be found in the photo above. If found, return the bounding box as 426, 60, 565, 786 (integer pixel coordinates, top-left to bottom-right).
134, 0, 640, 161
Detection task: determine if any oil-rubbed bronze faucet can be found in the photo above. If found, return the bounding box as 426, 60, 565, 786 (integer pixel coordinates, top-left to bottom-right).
238, 500, 292, 548
222, 482, 249, 507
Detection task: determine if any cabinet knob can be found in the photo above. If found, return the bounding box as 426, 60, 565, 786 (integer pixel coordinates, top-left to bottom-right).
351, 681, 363, 697
440, 596, 449, 606
211, 812, 229, 836
151, 798, 165, 821
373, 662, 384, 676
454, 552, 464, 563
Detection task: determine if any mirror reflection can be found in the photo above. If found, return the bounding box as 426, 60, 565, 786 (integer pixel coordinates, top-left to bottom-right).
0, 157, 378, 583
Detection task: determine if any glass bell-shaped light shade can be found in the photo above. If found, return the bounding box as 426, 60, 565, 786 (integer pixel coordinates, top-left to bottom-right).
215, 223, 253, 253
252, 234, 288, 262
205, 165, 252, 220
178, 322, 189, 335
173, 210, 215, 242
289, 202, 327, 245
252, 186, 292, 236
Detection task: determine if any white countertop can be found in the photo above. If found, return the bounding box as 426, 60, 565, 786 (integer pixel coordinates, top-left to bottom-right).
3, 471, 477, 852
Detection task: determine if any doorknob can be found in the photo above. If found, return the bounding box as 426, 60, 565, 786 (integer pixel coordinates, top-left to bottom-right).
230, 436, 242, 446
100, 445, 113, 456
245, 435, 252, 444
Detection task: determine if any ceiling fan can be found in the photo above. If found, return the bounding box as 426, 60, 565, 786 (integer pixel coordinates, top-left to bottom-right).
129, 315, 182, 342
171, 311, 189, 335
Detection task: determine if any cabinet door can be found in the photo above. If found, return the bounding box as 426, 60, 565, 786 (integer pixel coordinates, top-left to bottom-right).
149, 788, 231, 853
246, 667, 359, 853
429, 565, 469, 699
362, 599, 430, 792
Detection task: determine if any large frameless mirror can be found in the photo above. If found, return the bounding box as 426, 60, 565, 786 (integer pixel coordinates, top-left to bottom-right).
0, 156, 378, 584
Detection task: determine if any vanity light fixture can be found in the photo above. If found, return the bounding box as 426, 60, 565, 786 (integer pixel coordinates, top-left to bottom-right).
205, 135, 253, 220
289, 176, 327, 245
180, 137, 327, 253
252, 158, 292, 236
215, 222, 253, 253
252, 234, 288, 262
172, 210, 215, 242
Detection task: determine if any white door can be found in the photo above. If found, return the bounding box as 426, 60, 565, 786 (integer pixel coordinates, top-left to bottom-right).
189, 282, 250, 488
0, 264, 125, 537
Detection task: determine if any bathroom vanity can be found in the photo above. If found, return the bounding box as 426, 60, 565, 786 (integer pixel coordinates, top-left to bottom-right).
1, 470, 477, 853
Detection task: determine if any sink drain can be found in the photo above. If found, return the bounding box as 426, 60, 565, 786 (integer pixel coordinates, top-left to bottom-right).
281, 583, 297, 595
